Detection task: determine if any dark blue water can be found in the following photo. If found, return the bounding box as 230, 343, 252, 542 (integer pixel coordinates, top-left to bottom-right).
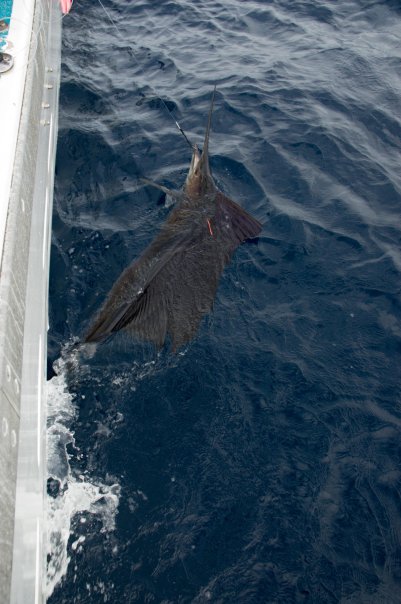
48, 0, 401, 602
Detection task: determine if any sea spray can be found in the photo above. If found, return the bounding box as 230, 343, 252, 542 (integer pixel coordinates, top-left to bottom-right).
46, 354, 120, 598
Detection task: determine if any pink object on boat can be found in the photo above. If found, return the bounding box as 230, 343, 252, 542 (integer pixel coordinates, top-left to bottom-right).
60, 0, 73, 14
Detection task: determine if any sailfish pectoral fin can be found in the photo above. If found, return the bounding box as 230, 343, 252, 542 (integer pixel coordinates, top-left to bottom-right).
140, 177, 182, 201
84, 299, 138, 343
215, 192, 262, 247
85, 285, 168, 347
84, 232, 189, 346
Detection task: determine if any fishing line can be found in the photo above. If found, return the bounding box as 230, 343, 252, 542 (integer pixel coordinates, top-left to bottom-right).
95, 0, 195, 152
96, 0, 120, 38
160, 101, 194, 152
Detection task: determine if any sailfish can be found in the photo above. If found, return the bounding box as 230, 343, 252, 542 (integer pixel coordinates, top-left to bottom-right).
85, 88, 262, 350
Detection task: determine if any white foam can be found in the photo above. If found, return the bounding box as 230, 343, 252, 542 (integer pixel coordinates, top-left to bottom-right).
46, 355, 120, 598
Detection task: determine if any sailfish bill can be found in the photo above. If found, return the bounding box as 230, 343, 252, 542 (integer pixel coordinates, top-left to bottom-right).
85, 88, 262, 350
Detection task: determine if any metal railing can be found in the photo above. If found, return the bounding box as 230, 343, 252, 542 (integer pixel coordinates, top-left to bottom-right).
0, 0, 61, 601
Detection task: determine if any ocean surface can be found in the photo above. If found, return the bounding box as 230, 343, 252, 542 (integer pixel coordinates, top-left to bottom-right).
47, 1, 401, 602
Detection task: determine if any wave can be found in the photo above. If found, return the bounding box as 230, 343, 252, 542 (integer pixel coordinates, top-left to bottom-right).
46, 351, 120, 598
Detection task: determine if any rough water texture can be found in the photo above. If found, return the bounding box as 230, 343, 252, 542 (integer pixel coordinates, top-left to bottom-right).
48, 0, 401, 602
